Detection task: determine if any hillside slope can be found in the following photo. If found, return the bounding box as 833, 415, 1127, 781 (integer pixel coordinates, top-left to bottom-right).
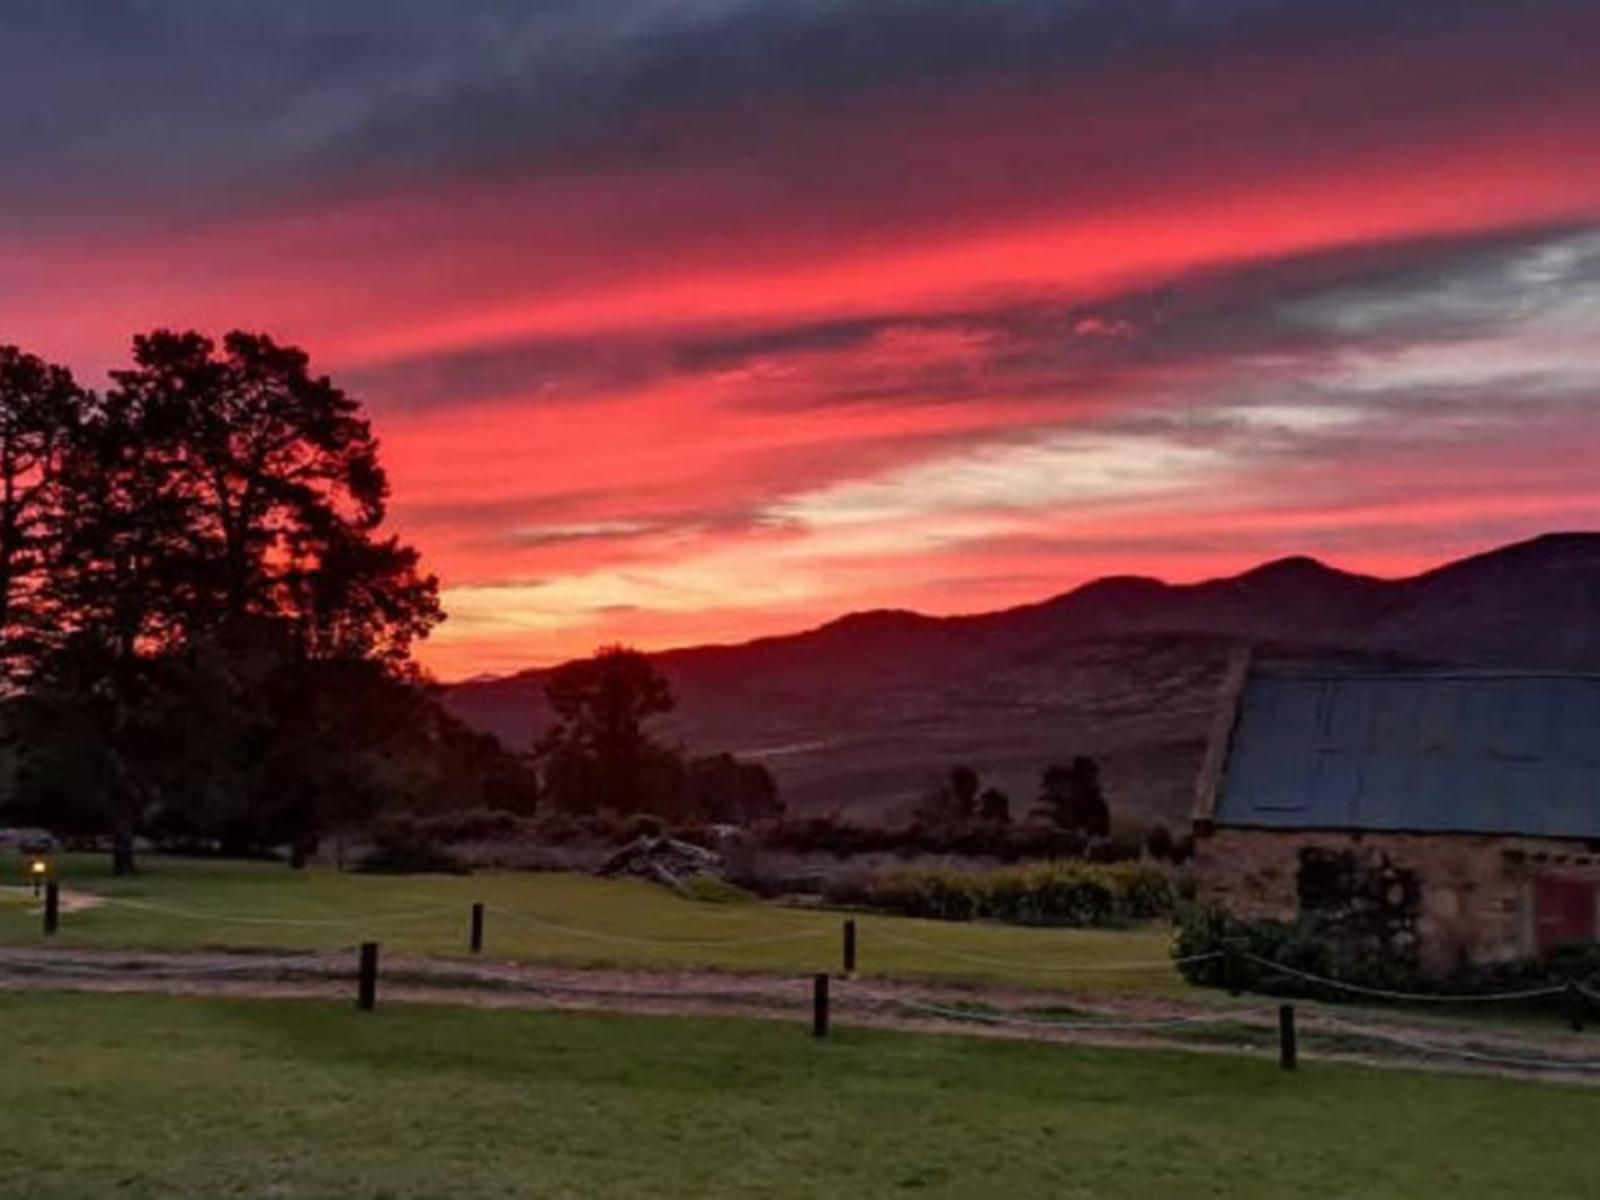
445, 533, 1600, 824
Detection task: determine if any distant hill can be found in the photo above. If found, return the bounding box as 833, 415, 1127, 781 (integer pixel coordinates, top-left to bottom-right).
444, 533, 1600, 825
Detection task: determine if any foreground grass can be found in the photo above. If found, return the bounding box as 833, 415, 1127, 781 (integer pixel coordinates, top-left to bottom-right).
3, 991, 1598, 1199
0, 853, 1179, 993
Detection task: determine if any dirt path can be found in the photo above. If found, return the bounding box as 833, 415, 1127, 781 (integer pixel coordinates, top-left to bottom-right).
0, 886, 103, 913
3, 947, 1598, 1085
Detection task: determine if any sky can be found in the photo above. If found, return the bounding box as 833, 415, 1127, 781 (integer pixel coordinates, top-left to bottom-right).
3, 0, 1599, 679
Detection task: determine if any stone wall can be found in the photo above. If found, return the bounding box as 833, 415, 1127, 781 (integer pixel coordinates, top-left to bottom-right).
1194, 826, 1600, 972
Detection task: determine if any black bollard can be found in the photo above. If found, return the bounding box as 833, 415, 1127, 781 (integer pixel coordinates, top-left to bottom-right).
1225, 938, 1245, 998
470, 903, 485, 954
842, 918, 857, 975
43, 881, 60, 936
357, 942, 380, 1011
1278, 1004, 1297, 1071
1567, 981, 1587, 1034
813, 973, 831, 1039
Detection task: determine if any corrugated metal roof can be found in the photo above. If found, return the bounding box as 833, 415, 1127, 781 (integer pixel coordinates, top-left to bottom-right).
1213, 671, 1600, 837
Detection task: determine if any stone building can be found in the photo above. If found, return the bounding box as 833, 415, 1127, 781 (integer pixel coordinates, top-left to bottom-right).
1192, 655, 1600, 972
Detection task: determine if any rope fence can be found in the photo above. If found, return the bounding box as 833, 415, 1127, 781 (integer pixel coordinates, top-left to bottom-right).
8, 887, 1600, 1078
0, 946, 353, 978
1240, 952, 1570, 1005
1314, 1014, 1600, 1074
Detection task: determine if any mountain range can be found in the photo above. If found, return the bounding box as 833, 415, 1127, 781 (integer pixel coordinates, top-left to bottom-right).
444, 533, 1600, 825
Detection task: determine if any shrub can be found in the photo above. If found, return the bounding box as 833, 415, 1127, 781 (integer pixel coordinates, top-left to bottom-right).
761, 816, 1101, 861
411, 807, 532, 844
531, 810, 582, 845
354, 814, 470, 875
619, 813, 665, 842
836, 861, 1175, 927
1173, 904, 1600, 1004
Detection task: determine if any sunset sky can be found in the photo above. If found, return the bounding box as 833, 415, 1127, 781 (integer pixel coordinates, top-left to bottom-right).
4, 1, 1599, 679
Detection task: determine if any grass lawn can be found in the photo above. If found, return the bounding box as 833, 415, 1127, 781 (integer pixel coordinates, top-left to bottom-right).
3, 991, 1598, 1199
0, 852, 1181, 993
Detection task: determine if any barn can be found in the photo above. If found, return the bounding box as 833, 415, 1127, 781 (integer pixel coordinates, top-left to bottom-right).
1192, 654, 1600, 972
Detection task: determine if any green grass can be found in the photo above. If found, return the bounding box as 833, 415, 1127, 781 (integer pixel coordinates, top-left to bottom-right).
0, 853, 1182, 993
3, 990, 1598, 1199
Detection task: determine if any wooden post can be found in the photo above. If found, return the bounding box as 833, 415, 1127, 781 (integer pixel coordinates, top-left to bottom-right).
357, 942, 380, 1011
1566, 981, 1587, 1033
43, 881, 60, 936
813, 973, 831, 1039
1225, 938, 1244, 997
1278, 1004, 1297, 1071
470, 903, 485, 954
842, 918, 857, 975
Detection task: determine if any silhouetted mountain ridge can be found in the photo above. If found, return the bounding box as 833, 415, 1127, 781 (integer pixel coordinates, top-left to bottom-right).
446, 533, 1600, 822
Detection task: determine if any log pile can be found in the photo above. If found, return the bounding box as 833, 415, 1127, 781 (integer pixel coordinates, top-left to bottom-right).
597, 835, 724, 890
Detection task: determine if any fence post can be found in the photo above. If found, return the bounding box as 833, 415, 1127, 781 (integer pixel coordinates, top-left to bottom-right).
43, 881, 60, 936
1566, 981, 1587, 1033
813, 973, 831, 1039
470, 903, 485, 954
1278, 1004, 1297, 1071
842, 918, 857, 976
1224, 938, 1245, 997
357, 942, 380, 1011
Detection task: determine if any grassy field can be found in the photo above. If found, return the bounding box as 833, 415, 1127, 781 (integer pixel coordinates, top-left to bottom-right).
0, 853, 1181, 993
3, 990, 1597, 1199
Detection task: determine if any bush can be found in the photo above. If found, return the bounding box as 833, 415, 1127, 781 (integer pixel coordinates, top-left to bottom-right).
619, 813, 665, 842
1173, 904, 1600, 1003
354, 814, 470, 875
761, 816, 1100, 861
831, 861, 1175, 927
409, 808, 533, 844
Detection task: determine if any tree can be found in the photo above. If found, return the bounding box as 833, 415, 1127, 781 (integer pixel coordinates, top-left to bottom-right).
103, 330, 441, 660
1144, 822, 1175, 862
978, 786, 1011, 825
686, 753, 782, 825
1035, 757, 1110, 838
914, 763, 983, 828
0, 347, 87, 687
23, 330, 444, 871
949, 765, 979, 822
537, 646, 677, 814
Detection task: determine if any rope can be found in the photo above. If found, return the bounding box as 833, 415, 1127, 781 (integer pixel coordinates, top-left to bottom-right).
94, 896, 457, 927
483, 904, 832, 949
0, 947, 354, 978
834, 978, 1262, 1031
867, 926, 1217, 973
1242, 953, 1567, 1004
1316, 1014, 1600, 1073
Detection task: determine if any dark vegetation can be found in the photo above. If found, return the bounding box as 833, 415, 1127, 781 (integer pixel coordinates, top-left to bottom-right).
0, 336, 1197, 892
0, 337, 774, 874
447, 533, 1600, 827
1176, 904, 1600, 1005
825, 861, 1174, 926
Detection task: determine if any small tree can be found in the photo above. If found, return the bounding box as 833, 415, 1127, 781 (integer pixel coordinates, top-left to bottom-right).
913, 764, 983, 828
977, 786, 1011, 825
537, 645, 679, 815
1144, 822, 1175, 862
949, 765, 979, 822
1035, 757, 1110, 838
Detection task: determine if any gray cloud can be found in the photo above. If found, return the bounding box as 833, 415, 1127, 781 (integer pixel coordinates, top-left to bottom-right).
350, 219, 1600, 423
6, 0, 1596, 227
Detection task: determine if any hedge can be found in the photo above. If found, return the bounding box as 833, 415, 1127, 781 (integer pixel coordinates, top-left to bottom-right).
827, 861, 1175, 926
1173, 904, 1600, 1004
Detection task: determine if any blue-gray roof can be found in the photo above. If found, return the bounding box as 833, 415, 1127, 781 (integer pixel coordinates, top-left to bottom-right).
1212, 672, 1600, 838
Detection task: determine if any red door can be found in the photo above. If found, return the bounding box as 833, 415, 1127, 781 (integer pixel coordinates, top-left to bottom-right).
1535, 878, 1597, 953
